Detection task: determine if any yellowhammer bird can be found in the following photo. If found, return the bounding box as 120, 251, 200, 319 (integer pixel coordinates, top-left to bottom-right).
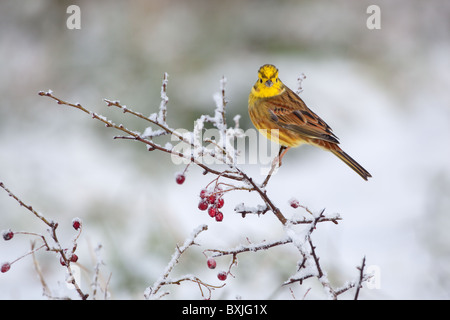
248, 64, 371, 181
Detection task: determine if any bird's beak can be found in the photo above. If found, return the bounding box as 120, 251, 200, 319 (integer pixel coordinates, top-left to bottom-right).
265, 80, 273, 88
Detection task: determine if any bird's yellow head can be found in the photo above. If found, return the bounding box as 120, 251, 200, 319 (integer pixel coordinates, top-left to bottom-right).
252, 64, 285, 98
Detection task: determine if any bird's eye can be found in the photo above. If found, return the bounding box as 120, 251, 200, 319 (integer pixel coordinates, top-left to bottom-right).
259, 79, 263, 83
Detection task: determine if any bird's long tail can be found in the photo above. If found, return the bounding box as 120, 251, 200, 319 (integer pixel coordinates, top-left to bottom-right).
330, 147, 372, 181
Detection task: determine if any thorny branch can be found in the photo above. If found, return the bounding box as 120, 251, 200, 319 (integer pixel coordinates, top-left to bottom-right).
38, 82, 289, 225
0, 182, 88, 300
353, 256, 368, 300
144, 224, 224, 300
33, 73, 372, 299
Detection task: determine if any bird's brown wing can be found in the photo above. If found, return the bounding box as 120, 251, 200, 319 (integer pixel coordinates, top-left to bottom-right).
266, 87, 339, 144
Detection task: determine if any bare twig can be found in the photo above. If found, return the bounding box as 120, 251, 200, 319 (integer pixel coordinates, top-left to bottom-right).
31, 241, 53, 298
0, 182, 55, 228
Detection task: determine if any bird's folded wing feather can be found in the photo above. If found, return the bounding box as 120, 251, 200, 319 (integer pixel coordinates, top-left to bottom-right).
267, 87, 339, 144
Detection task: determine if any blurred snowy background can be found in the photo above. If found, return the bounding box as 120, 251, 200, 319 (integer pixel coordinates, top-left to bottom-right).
1, 0, 450, 299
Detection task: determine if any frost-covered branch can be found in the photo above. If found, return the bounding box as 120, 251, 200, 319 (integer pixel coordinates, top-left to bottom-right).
144, 224, 223, 299
34, 72, 372, 299
91, 244, 111, 300
205, 237, 292, 258
38, 76, 290, 224
205, 206, 360, 299
353, 256, 369, 300
0, 181, 88, 299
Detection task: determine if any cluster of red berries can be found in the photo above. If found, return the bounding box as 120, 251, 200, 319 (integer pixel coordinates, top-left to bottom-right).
197, 187, 225, 222
206, 257, 228, 281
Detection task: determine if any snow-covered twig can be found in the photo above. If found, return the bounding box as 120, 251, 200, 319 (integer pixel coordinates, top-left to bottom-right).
353, 256, 369, 300
205, 237, 292, 258
144, 224, 221, 299
36, 73, 371, 299
0, 182, 88, 300
91, 244, 111, 300
38, 78, 289, 224
234, 203, 270, 217
158, 72, 169, 124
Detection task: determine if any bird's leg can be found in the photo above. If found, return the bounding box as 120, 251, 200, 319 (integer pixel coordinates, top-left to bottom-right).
261, 146, 289, 188
275, 146, 289, 167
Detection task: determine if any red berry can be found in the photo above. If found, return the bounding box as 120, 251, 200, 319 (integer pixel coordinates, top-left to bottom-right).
60, 249, 78, 266
2, 229, 14, 241
216, 198, 224, 208
207, 194, 216, 204
217, 271, 227, 281
72, 219, 81, 230
1, 262, 11, 273
175, 174, 185, 185
208, 206, 217, 218
60, 256, 68, 266
207, 258, 216, 269
215, 211, 224, 222
198, 200, 208, 211
199, 189, 208, 199
289, 198, 300, 208
70, 254, 78, 263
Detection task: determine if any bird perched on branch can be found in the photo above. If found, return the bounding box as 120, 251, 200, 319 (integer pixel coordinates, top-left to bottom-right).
248, 64, 371, 181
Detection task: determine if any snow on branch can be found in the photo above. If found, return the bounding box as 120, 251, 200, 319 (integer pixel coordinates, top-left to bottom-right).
33, 72, 372, 299
0, 182, 107, 300
144, 224, 224, 300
